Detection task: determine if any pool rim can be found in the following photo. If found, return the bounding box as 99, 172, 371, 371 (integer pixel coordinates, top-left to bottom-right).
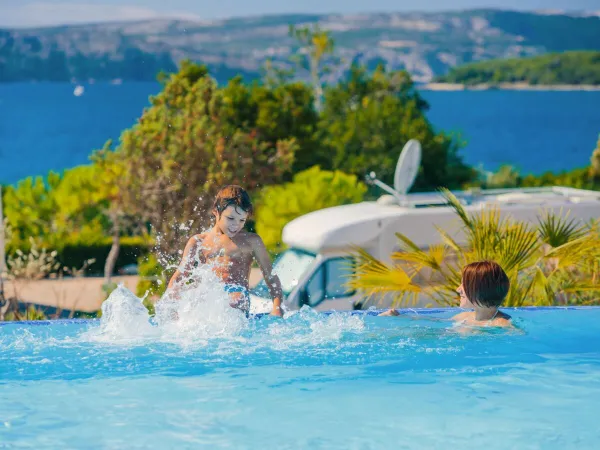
2, 306, 600, 327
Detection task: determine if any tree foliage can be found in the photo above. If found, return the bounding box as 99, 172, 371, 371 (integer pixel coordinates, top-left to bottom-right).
473, 134, 600, 191
4, 55, 479, 272
110, 61, 302, 255
436, 51, 600, 86
317, 65, 475, 190
590, 134, 600, 182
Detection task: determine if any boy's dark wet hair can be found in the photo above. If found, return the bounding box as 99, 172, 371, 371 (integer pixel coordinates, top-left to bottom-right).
213, 185, 253, 217
462, 261, 510, 307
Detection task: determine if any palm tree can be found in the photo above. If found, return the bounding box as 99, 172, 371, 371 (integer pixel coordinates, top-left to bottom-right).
349, 189, 600, 307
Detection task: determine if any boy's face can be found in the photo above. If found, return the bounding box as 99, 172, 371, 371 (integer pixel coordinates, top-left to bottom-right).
457, 283, 472, 308
215, 205, 249, 238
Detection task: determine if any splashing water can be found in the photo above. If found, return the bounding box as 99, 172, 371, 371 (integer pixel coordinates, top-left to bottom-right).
82, 263, 365, 351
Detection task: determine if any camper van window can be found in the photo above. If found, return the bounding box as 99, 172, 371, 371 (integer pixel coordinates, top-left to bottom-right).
306, 266, 325, 307
251, 248, 316, 298
325, 258, 355, 298
305, 257, 355, 307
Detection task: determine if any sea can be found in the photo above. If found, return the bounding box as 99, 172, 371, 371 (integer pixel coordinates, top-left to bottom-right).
1, 82, 599, 184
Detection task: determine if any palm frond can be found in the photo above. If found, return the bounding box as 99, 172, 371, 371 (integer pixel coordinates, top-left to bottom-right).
435, 225, 462, 253
349, 247, 422, 307
537, 208, 587, 248
502, 269, 534, 307
394, 232, 422, 253
439, 188, 473, 230
391, 243, 448, 272
497, 223, 541, 273
530, 266, 556, 306
545, 234, 600, 270
468, 206, 504, 259
422, 283, 459, 307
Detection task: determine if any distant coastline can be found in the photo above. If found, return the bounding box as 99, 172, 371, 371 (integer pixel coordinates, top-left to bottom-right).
421, 82, 600, 92
431, 51, 600, 90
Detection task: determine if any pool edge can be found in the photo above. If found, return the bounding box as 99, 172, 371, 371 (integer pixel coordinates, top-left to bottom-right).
2, 305, 600, 326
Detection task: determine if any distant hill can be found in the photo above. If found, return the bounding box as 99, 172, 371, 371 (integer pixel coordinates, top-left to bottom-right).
1, 10, 599, 83
435, 51, 600, 85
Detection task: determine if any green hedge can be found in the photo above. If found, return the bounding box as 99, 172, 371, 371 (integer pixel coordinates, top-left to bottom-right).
57, 237, 152, 275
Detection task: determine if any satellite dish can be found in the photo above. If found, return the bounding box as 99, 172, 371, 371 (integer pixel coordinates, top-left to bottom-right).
394, 139, 421, 195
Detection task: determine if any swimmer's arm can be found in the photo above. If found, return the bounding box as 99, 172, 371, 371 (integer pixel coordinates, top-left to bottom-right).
451, 311, 470, 322
378, 309, 453, 322
251, 235, 283, 317
167, 235, 202, 292
494, 317, 514, 328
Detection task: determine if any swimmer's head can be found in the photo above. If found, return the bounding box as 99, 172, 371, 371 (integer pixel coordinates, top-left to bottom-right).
212, 185, 252, 237
457, 261, 509, 309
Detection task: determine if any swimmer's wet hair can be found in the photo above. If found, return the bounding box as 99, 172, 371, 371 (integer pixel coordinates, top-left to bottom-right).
461, 261, 510, 307
213, 185, 253, 216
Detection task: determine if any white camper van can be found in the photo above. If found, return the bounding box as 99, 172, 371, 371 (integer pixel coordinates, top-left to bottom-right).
250, 141, 600, 313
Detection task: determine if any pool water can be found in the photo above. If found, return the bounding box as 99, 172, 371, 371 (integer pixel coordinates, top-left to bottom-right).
1, 287, 599, 449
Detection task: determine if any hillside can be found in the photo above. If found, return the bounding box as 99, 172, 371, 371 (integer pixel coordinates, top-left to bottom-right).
1, 10, 600, 83
434, 51, 600, 85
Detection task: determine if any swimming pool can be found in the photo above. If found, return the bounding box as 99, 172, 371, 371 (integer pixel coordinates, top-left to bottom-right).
1, 298, 599, 449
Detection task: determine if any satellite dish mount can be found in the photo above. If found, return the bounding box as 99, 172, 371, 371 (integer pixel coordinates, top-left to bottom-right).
365, 139, 421, 206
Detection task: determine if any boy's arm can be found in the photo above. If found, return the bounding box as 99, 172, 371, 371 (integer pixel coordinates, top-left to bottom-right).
451, 311, 469, 321
167, 236, 202, 294
251, 235, 284, 317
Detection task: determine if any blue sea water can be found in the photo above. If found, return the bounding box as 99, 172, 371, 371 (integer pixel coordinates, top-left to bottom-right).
1, 301, 599, 449
1, 82, 599, 184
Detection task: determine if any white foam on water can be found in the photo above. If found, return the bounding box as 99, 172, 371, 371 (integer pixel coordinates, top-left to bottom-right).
78, 262, 366, 352
80, 263, 247, 346
262, 306, 365, 350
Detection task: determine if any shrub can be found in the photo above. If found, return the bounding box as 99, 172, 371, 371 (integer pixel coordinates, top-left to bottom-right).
255, 166, 367, 253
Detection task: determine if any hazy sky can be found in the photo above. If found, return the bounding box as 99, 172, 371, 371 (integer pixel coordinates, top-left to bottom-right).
1, 0, 599, 28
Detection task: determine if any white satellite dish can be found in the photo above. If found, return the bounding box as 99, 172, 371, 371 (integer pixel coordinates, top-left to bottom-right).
394, 139, 421, 195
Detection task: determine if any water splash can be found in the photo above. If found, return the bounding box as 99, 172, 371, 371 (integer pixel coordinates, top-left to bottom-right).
78, 261, 366, 352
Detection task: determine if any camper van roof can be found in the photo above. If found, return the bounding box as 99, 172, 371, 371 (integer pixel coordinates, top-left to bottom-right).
403, 186, 600, 207
281, 186, 600, 253
282, 201, 405, 253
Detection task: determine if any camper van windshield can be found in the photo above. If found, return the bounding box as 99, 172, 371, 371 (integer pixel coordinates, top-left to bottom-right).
251, 249, 316, 298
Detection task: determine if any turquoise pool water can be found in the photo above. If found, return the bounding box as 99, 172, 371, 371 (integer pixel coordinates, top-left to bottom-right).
1, 298, 599, 449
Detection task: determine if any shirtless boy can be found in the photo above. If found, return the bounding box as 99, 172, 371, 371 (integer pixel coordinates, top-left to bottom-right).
167, 185, 283, 317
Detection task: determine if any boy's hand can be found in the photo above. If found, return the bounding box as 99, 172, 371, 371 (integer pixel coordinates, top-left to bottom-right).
270, 303, 283, 317
270, 299, 283, 317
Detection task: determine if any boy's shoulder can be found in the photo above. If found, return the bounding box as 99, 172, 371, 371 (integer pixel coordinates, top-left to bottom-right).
493, 312, 513, 328
188, 233, 207, 244
451, 311, 471, 321
238, 231, 264, 245
498, 311, 512, 320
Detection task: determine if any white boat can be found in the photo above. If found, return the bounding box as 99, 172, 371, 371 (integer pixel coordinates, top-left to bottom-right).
73, 85, 85, 97
250, 141, 600, 313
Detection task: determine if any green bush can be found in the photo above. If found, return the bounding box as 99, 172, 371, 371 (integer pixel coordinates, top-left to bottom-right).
255, 166, 367, 252
3, 305, 48, 322
136, 253, 168, 299
57, 236, 151, 275
6, 236, 153, 276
